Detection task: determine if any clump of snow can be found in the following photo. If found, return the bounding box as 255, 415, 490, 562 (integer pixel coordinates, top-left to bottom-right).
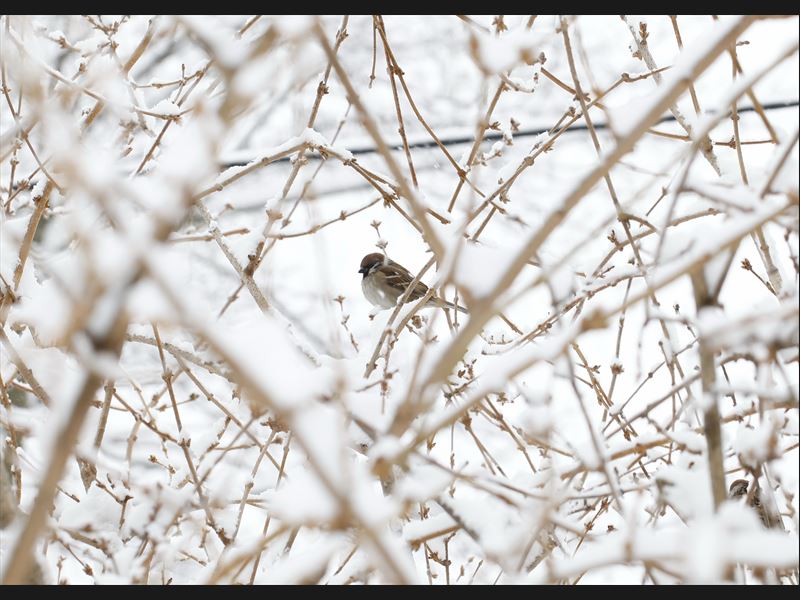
733, 419, 780, 468
472, 27, 540, 75
266, 468, 339, 525
149, 98, 183, 117
655, 458, 715, 522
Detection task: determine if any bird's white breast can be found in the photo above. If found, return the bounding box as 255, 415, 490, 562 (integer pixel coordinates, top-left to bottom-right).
362, 275, 396, 309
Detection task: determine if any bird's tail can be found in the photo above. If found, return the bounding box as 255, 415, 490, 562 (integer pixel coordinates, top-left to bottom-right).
429, 298, 469, 314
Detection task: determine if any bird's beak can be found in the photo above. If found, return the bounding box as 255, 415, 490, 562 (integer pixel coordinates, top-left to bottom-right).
358, 267, 366, 274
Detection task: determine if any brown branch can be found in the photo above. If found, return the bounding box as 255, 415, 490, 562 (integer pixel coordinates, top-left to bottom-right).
314, 19, 444, 261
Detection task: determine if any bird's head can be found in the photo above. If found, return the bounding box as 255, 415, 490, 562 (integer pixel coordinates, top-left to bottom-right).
729, 479, 749, 498
359, 253, 385, 277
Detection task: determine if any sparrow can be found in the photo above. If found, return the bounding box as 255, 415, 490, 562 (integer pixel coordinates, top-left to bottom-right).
728, 478, 777, 529
358, 253, 467, 314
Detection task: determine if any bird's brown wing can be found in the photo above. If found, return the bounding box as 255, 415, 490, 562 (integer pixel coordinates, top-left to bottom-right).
379, 261, 430, 303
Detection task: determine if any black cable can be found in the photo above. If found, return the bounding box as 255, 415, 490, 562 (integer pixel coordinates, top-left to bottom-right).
222, 100, 799, 168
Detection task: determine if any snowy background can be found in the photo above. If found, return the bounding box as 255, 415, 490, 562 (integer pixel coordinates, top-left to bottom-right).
0, 15, 798, 584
